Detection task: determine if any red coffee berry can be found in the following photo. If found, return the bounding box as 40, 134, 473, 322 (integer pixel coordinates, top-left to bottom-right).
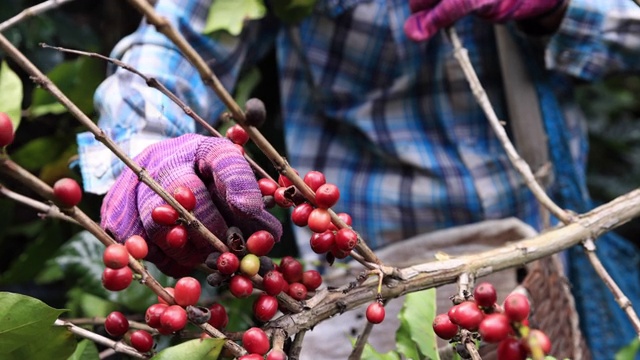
157, 287, 175, 305
449, 301, 484, 331
258, 178, 279, 196
303, 171, 326, 192
0, 112, 15, 147
497, 338, 527, 360
433, 313, 459, 340
217, 252, 240, 275
478, 313, 511, 343
244, 98, 267, 128
302, 270, 322, 291
166, 224, 188, 248
335, 228, 358, 252
160, 305, 188, 333
246, 230, 275, 256
129, 330, 154, 353
273, 187, 293, 208
310, 231, 335, 254
151, 204, 179, 226
239, 354, 264, 360
280, 258, 303, 284
523, 329, 551, 355
503, 293, 530, 322
242, 327, 270, 355
145, 303, 168, 328
103, 244, 130, 269
366, 302, 386, 324
291, 203, 314, 227
174, 276, 202, 307
287, 282, 308, 300
241, 254, 261, 276
173, 186, 196, 211
307, 208, 331, 233
208, 303, 229, 329
125, 235, 148, 260
330, 246, 351, 259
229, 274, 254, 298
314, 183, 340, 209
102, 266, 133, 291
263, 270, 287, 296
277, 172, 296, 188
105, 311, 129, 337
328, 212, 353, 231
52, 178, 83, 207
226, 124, 250, 145
253, 294, 279, 322
473, 282, 497, 308
266, 349, 287, 360
279, 255, 296, 267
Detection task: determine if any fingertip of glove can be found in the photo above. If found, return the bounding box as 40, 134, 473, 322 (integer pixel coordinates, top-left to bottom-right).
403, 16, 433, 42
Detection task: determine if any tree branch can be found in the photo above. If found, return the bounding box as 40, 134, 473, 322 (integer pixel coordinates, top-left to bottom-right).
0, 0, 77, 32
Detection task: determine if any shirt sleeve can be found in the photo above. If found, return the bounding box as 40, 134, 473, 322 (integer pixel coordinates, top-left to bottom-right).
77, 0, 271, 194
545, 0, 640, 81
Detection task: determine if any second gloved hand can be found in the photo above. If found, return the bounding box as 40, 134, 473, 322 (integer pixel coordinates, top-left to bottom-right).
404, 0, 565, 41
101, 133, 282, 277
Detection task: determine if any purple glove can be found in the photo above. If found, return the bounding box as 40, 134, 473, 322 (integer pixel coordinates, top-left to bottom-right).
101, 134, 282, 277
404, 0, 565, 41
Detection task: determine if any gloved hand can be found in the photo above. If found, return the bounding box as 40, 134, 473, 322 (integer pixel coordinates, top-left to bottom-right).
404, 0, 566, 41
101, 133, 282, 277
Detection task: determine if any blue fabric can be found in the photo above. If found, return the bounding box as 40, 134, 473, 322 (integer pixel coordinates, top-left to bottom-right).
78, 0, 640, 356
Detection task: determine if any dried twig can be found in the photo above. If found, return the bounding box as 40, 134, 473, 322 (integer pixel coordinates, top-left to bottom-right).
0, 0, 76, 32
583, 238, 640, 334
446, 26, 640, 337
54, 318, 148, 359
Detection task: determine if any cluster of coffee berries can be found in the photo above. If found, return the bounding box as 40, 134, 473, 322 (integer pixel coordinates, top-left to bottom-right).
258, 169, 357, 263
104, 311, 154, 353
433, 282, 551, 359
149, 185, 198, 248
101, 235, 148, 291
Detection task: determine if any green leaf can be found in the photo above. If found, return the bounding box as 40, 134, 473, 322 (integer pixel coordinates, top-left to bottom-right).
66, 339, 99, 360
616, 338, 640, 360
0, 292, 76, 360
0, 221, 68, 285
271, 0, 317, 23
29, 57, 103, 117
395, 316, 421, 360
398, 288, 439, 360
151, 338, 224, 360
11, 136, 68, 171
0, 60, 23, 131
203, 0, 266, 36
359, 343, 401, 360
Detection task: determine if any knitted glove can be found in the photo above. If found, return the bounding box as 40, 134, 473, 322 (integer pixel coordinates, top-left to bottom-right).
101, 134, 282, 277
404, 0, 565, 41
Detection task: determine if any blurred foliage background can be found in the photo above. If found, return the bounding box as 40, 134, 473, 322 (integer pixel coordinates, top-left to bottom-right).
0, 0, 639, 352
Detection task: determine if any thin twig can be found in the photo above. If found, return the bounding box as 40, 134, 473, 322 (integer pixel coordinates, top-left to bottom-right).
0, 0, 76, 32
124, 0, 382, 267
0, 183, 79, 224
54, 319, 148, 359
289, 330, 306, 360
65, 317, 157, 334
446, 27, 572, 225
0, 33, 230, 255
583, 238, 640, 334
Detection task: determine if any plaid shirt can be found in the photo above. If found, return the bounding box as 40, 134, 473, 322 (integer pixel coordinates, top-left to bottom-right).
78, 1, 640, 355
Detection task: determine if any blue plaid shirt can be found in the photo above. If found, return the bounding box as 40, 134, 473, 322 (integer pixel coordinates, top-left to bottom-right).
78, 0, 640, 356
